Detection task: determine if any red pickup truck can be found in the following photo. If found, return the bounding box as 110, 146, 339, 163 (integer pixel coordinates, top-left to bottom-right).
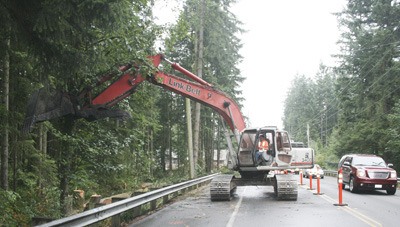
338, 154, 397, 195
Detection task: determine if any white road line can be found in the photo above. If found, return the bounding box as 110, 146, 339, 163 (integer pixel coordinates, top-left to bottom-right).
226, 187, 246, 227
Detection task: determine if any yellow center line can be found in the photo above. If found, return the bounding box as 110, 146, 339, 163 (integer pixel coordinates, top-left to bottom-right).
301, 184, 383, 227
342, 206, 383, 227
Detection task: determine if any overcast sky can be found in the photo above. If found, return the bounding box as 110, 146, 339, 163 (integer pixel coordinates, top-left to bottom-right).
154, 0, 347, 129
231, 0, 346, 129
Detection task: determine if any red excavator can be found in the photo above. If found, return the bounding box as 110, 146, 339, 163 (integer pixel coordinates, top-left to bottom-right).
23, 54, 313, 201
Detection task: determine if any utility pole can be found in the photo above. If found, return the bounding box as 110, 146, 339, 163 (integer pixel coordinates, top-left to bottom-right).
325, 104, 328, 147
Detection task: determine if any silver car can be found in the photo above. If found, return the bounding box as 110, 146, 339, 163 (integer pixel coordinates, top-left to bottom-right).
304, 164, 324, 179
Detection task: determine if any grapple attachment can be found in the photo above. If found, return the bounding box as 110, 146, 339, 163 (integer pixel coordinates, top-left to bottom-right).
22, 88, 76, 134
22, 88, 132, 134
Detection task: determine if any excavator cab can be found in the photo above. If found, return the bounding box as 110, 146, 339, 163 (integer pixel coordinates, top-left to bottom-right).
237, 127, 293, 168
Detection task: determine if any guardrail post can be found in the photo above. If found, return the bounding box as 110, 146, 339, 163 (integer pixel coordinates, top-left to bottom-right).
132, 191, 145, 218
132, 206, 141, 219
150, 200, 157, 210
150, 188, 160, 211
162, 194, 169, 205
334, 168, 348, 206
111, 197, 125, 227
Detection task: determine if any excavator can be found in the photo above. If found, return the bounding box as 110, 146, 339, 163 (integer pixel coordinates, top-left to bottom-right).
23, 53, 314, 201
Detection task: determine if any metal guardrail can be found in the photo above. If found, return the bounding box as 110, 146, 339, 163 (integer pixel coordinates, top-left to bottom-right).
34, 170, 399, 226
37, 173, 218, 227
324, 170, 337, 177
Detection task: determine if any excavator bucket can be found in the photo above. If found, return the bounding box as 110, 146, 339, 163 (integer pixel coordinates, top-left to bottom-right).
22, 88, 75, 134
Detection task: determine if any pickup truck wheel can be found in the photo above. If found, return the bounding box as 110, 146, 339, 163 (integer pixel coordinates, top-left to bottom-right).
387, 188, 396, 195
349, 177, 358, 193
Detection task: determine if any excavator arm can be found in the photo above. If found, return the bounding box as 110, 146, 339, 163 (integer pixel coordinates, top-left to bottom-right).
89, 54, 246, 135
23, 54, 246, 140
153, 69, 245, 136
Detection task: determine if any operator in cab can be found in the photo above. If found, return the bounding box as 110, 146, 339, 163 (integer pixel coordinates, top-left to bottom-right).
256, 134, 270, 164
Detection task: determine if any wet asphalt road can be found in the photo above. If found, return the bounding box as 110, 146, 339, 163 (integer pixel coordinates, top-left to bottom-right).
129, 176, 400, 227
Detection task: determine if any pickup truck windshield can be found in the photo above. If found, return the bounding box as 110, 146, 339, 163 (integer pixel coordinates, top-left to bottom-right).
352, 156, 386, 167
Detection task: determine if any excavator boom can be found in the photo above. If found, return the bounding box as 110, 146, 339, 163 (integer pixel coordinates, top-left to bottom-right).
23, 54, 245, 136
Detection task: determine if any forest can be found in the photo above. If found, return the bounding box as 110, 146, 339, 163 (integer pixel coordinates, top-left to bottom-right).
1, 0, 399, 225
283, 0, 400, 172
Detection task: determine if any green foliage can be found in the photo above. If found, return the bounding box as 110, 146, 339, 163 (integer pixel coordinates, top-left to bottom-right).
1, 0, 245, 224
163, 0, 244, 175
0, 189, 31, 226
1, 138, 61, 224
283, 65, 338, 147
311, 140, 339, 170
333, 0, 400, 164
385, 101, 400, 172
284, 0, 400, 172
13, 140, 62, 218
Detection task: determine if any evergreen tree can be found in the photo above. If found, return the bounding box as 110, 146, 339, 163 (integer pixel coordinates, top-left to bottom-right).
334, 0, 400, 165
1, 0, 161, 221
163, 0, 244, 174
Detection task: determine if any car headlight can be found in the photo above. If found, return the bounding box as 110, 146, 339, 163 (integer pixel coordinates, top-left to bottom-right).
390, 171, 397, 179
357, 169, 366, 177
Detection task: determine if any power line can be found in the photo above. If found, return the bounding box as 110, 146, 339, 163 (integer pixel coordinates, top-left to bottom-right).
287, 44, 399, 139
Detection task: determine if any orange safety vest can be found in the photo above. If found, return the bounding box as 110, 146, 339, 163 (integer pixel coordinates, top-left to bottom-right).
258, 140, 269, 151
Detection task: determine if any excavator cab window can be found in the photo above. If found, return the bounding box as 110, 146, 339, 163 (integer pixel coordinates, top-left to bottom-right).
276, 131, 291, 151
238, 131, 257, 166
239, 132, 256, 151
281, 131, 291, 150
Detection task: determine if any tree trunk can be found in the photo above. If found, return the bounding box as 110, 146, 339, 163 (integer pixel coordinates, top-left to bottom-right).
204, 114, 214, 173
160, 138, 166, 172
58, 118, 75, 215
149, 128, 154, 175
186, 98, 195, 178
216, 122, 221, 170
1, 23, 10, 190
193, 0, 205, 172
168, 123, 172, 171
59, 165, 69, 214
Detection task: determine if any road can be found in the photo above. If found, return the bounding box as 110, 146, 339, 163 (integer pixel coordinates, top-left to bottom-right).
129, 176, 399, 227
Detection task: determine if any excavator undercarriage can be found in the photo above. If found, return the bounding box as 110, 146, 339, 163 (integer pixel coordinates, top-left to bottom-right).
209, 126, 313, 201
209, 171, 298, 201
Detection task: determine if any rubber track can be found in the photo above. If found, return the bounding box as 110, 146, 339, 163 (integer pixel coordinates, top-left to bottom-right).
275, 174, 298, 201
210, 174, 236, 201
